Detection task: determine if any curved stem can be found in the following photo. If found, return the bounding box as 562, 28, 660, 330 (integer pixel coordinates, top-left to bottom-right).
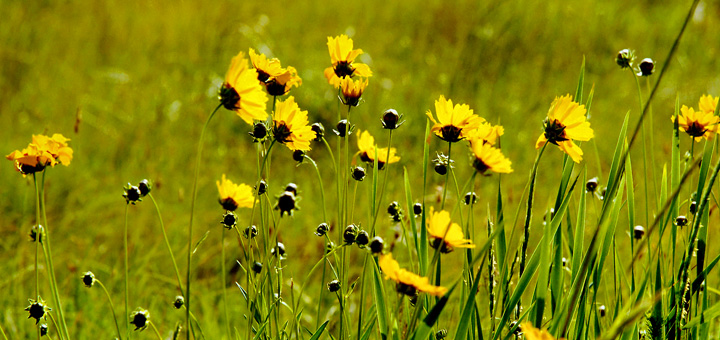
306, 156, 328, 222
149, 322, 163, 340
186, 104, 222, 339
96, 279, 123, 340
148, 194, 185, 295
124, 204, 130, 340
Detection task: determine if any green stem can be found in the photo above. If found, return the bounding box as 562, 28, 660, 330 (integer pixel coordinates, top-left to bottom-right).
124, 204, 130, 340
370, 129, 394, 233
149, 322, 163, 340
96, 279, 123, 340
306, 156, 328, 222
441, 142, 452, 209
148, 194, 185, 295
186, 104, 221, 339
221, 228, 231, 340
0, 321, 8, 340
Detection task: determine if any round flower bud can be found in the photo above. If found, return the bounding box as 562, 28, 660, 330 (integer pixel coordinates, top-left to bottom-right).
690, 201, 698, 214
138, 179, 152, 197
369, 236, 384, 254
315, 223, 329, 237
29, 224, 44, 243
311, 122, 325, 141
616, 49, 634, 69
285, 183, 298, 195
352, 166, 366, 181
249, 122, 268, 141
25, 300, 49, 324
562, 257, 567, 267
222, 212, 237, 230
40, 323, 48, 336
598, 305, 606, 317
638, 58, 655, 76
293, 150, 305, 163
434, 163, 447, 175
173, 296, 184, 309
130, 308, 149, 331
335, 120, 350, 137
586, 177, 599, 193
243, 225, 258, 239
435, 329, 448, 340
252, 261, 263, 274
256, 180, 268, 195
355, 230, 370, 247
409, 294, 418, 306
633, 225, 645, 240
277, 191, 296, 217
432, 153, 453, 176
382, 109, 403, 130
343, 224, 359, 244
325, 241, 335, 254
327, 279, 341, 292
676, 215, 688, 227
413, 203, 423, 215
387, 201, 401, 217
464, 192, 478, 205
123, 184, 142, 204
82, 271, 95, 288
271, 242, 286, 259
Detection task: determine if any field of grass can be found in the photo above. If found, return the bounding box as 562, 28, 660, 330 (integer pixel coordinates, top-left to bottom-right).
2, 0, 720, 339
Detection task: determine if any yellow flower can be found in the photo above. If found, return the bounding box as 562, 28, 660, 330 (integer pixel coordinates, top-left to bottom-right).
378, 253, 447, 297
249, 48, 302, 96
356, 130, 400, 170
535, 94, 593, 163
672, 105, 719, 142
521, 322, 566, 340
426, 95, 484, 143
426, 207, 475, 253
466, 122, 504, 146
340, 77, 368, 107
699, 94, 718, 114
216, 174, 254, 211
219, 52, 269, 125
323, 35, 372, 88
6, 134, 73, 174
272, 96, 315, 151
469, 141, 513, 174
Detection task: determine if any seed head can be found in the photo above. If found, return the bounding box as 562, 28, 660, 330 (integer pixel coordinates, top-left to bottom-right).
243, 225, 258, 239
249, 122, 268, 142
327, 279, 341, 292
138, 179, 152, 197
82, 271, 95, 288
315, 223, 329, 237
464, 192, 477, 205
676, 215, 688, 227
352, 166, 366, 181
369, 236, 385, 254
413, 203, 423, 215
586, 177, 599, 193
638, 58, 655, 76
311, 122, 325, 141
616, 49, 634, 69
123, 183, 142, 204
130, 308, 149, 331
173, 296, 184, 309
381, 109, 404, 130
355, 230, 370, 247
25, 300, 50, 324
222, 212, 237, 229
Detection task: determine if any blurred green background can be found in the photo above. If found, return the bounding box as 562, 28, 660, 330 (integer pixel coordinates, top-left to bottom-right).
1, 0, 719, 338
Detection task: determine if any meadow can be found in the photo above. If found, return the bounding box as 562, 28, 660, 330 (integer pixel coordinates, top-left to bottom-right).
2, 0, 720, 339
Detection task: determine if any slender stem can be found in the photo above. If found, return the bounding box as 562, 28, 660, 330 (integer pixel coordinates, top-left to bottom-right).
124, 204, 130, 340
370, 129, 395, 233
148, 194, 185, 295
96, 279, 123, 340
33, 173, 40, 300
186, 104, 222, 339
259, 140, 277, 179
0, 321, 8, 340
221, 228, 231, 340
149, 322, 163, 340
441, 142, 453, 209
306, 156, 328, 222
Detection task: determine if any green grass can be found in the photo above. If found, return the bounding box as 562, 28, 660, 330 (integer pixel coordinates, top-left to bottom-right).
2, 0, 720, 339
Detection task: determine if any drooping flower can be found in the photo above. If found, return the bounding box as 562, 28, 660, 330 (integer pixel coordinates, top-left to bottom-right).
426, 96, 483, 143
698, 94, 719, 115
469, 141, 513, 175
521, 322, 566, 340
272, 96, 315, 151
536, 94, 594, 163
266, 66, 302, 96
356, 130, 400, 170
340, 77, 368, 107
426, 207, 475, 253
672, 105, 719, 142
323, 35, 372, 88
6, 134, 73, 174
219, 52, 269, 124
378, 253, 447, 297
216, 174, 254, 211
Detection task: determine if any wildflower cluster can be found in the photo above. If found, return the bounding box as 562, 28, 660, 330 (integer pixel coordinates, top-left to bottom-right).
6, 134, 73, 174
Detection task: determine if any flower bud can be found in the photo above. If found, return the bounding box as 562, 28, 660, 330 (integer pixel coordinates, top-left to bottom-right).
382, 109, 404, 130
327, 279, 341, 292
256, 180, 268, 195
413, 203, 423, 215
369, 236, 384, 254
616, 49, 634, 69
25, 300, 50, 324
271, 242, 286, 259
387, 201, 401, 217
311, 122, 325, 141
343, 224, 359, 244
243, 225, 258, 239
464, 192, 478, 205
315, 223, 329, 237
355, 230, 370, 247
325, 241, 335, 254
277, 191, 296, 217
82, 271, 95, 288
676, 215, 688, 227
130, 308, 149, 331
252, 261, 263, 274
173, 296, 184, 309
586, 177, 599, 193
352, 166, 366, 181
40, 323, 48, 336
435, 329, 448, 340
633, 225, 645, 240
249, 122, 268, 141
293, 150, 305, 163
690, 201, 697, 214
285, 183, 298, 195
638, 58, 655, 76
123, 183, 142, 204
138, 179, 152, 197
334, 119, 350, 137
222, 212, 237, 229
29, 224, 44, 243
599, 305, 606, 317
432, 153, 453, 175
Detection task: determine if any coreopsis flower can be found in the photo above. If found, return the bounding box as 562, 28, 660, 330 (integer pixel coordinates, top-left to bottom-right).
378, 253, 447, 297
340, 77, 368, 106
466, 122, 504, 146
426, 207, 475, 253
6, 134, 73, 174
266, 67, 302, 96
426, 96, 483, 143
323, 34, 372, 87
521, 322, 566, 340
216, 174, 254, 211
536, 95, 594, 163
219, 52, 269, 124
356, 130, 400, 170
272, 96, 315, 151
469, 141, 513, 175
698, 94, 719, 115
249, 48, 285, 83
672, 105, 719, 142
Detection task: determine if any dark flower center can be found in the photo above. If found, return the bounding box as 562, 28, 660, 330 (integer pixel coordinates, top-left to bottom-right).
266, 79, 288, 96
256, 70, 271, 83
333, 61, 355, 78
686, 122, 707, 138
342, 92, 361, 107
430, 237, 454, 253
273, 123, 293, 144
543, 118, 568, 145
219, 85, 241, 110
439, 125, 462, 143
472, 158, 490, 174
220, 198, 239, 211
396, 282, 418, 297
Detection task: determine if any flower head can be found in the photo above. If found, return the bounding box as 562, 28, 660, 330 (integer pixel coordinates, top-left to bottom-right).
7, 134, 73, 174
426, 96, 483, 143
356, 130, 400, 170
379, 253, 447, 296
469, 141, 513, 175
323, 35, 372, 87
25, 299, 51, 324
249, 48, 285, 83
426, 207, 475, 253
672, 105, 719, 142
699, 94, 719, 115
536, 95, 594, 163
130, 308, 149, 331
272, 96, 315, 151
466, 122, 504, 146
216, 174, 254, 211
219, 52, 269, 124
521, 322, 566, 340
340, 77, 368, 106
82, 271, 95, 288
